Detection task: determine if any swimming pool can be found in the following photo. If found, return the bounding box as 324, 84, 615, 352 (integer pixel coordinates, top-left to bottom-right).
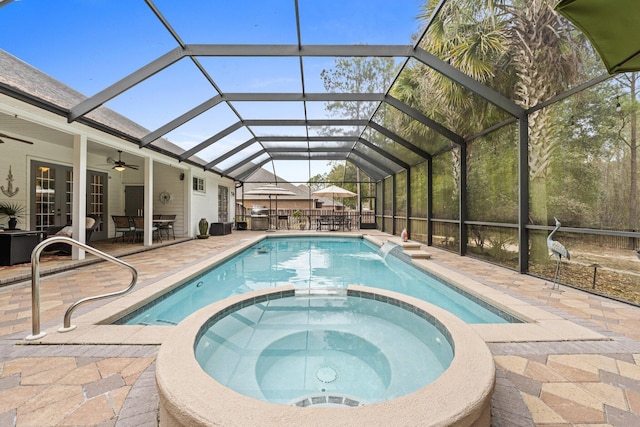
118, 236, 518, 325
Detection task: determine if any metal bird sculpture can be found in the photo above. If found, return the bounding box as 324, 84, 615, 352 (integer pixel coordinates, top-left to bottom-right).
547, 217, 570, 290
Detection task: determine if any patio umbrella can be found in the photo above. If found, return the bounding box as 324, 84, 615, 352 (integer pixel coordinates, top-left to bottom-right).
555, 0, 640, 74
243, 184, 296, 230
312, 185, 356, 212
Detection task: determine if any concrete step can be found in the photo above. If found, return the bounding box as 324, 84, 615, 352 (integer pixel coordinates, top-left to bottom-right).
387, 238, 421, 250
403, 249, 431, 260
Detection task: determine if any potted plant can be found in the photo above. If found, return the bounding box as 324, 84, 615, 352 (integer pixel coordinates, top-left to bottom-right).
197, 218, 209, 239
292, 210, 305, 230
0, 201, 26, 230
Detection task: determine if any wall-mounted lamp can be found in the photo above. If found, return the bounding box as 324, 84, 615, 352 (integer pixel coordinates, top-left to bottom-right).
616, 96, 622, 113
179, 172, 185, 181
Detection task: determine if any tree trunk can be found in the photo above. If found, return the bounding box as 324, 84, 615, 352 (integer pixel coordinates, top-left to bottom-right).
630, 74, 638, 231
527, 109, 554, 262
529, 177, 548, 261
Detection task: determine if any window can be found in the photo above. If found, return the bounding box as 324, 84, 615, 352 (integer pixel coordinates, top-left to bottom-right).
218, 185, 229, 222
193, 177, 205, 193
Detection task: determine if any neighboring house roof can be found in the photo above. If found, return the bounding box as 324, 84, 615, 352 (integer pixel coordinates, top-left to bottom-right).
238, 168, 339, 207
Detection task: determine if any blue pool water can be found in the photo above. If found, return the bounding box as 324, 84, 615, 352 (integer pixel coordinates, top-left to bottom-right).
118, 237, 516, 325
194, 294, 454, 405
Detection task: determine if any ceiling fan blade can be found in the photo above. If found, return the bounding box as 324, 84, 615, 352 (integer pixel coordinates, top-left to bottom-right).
0, 132, 34, 145
128, 164, 140, 170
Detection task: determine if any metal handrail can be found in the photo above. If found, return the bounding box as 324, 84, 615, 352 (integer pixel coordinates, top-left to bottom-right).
26, 236, 138, 341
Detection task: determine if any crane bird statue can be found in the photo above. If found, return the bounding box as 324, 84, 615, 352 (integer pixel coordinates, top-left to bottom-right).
547, 217, 570, 290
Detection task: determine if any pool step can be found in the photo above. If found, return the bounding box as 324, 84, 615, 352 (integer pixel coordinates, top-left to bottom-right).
386, 238, 432, 260
403, 249, 431, 260
387, 238, 421, 250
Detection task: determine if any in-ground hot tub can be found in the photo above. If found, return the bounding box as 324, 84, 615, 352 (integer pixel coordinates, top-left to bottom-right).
156, 285, 495, 426
196, 290, 454, 406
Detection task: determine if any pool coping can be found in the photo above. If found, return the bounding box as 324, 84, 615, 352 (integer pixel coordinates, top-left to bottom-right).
24, 232, 608, 346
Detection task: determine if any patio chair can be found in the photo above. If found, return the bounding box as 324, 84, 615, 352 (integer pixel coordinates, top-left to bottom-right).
333, 215, 346, 230
45, 214, 101, 254
132, 216, 162, 243
317, 215, 332, 231
156, 214, 176, 240
112, 215, 135, 243
277, 214, 289, 230
341, 215, 352, 231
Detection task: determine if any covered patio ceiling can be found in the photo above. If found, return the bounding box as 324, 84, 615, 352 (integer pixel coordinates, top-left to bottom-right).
0, 0, 611, 183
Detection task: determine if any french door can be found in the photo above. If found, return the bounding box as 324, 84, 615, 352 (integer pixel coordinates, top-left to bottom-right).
30, 160, 108, 241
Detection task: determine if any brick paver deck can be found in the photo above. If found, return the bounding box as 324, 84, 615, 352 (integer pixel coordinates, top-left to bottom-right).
1, 231, 640, 426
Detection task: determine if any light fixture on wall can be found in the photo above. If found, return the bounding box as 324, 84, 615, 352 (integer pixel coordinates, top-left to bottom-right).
616, 96, 622, 113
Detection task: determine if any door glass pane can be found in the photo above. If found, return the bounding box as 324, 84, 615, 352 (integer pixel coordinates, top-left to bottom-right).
65, 170, 73, 225
218, 185, 229, 222
35, 166, 55, 231
90, 173, 105, 232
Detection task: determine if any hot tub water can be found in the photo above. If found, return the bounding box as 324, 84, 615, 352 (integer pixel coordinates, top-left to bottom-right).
194, 294, 453, 405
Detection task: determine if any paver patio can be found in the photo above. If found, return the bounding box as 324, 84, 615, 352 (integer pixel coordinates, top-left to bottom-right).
1, 231, 640, 426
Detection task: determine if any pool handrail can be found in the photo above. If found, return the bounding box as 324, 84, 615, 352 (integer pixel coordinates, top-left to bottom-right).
26, 236, 138, 341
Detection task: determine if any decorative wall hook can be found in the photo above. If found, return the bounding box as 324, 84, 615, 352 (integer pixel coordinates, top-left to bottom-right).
1, 165, 19, 197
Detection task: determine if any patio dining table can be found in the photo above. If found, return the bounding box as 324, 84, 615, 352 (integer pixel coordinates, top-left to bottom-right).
153, 218, 176, 240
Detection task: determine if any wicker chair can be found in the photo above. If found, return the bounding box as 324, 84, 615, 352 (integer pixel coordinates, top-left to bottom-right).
45, 214, 101, 254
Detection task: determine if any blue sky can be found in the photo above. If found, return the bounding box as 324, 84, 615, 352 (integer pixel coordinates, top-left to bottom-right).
0, 0, 423, 182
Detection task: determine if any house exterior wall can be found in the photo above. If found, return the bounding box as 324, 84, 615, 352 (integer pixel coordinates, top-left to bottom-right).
189, 172, 236, 236
152, 165, 187, 238
0, 95, 236, 240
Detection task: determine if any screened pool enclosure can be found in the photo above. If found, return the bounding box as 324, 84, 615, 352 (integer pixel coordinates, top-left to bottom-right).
0, 0, 639, 304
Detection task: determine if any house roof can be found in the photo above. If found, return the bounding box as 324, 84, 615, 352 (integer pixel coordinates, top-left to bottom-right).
0, 49, 197, 163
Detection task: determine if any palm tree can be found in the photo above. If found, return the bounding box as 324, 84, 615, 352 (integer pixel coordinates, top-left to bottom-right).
392, 0, 509, 201
502, 0, 582, 261
397, 0, 585, 262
